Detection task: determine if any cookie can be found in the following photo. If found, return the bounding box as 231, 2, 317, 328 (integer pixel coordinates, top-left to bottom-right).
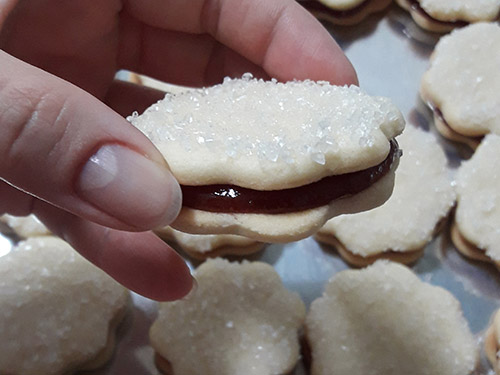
297, 0, 392, 25
305, 260, 478, 375
130, 74, 404, 242
149, 258, 306, 375
0, 214, 51, 238
420, 22, 500, 149
485, 308, 500, 374
0, 236, 130, 375
315, 125, 455, 267
395, 0, 500, 33
155, 226, 266, 260
452, 134, 500, 267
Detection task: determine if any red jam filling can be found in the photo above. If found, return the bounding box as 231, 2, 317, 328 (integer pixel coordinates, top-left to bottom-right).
181, 140, 400, 214
406, 0, 468, 28
297, 0, 371, 19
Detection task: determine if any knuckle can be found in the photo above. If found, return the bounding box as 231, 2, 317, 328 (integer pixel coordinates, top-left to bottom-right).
0, 84, 69, 178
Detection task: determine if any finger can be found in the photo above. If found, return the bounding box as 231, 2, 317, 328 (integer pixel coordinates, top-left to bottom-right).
0, 179, 35, 216
120, 0, 358, 86
32, 199, 194, 301
0, 50, 181, 232
118, 15, 270, 87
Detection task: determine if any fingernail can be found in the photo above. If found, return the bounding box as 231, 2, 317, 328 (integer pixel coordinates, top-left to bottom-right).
181, 276, 198, 301
77, 144, 181, 229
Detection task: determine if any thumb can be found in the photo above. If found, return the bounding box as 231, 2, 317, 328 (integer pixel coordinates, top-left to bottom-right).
0, 51, 180, 231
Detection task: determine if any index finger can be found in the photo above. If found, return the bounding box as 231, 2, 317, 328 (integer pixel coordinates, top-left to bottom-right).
123, 0, 358, 85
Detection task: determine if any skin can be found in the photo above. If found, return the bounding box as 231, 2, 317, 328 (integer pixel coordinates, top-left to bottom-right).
0, 0, 357, 301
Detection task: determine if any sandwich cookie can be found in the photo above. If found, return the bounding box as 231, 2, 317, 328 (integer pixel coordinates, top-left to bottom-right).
155, 226, 266, 260
149, 258, 306, 375
0, 236, 130, 375
305, 261, 478, 375
130, 74, 405, 242
451, 134, 500, 267
420, 22, 500, 149
297, 0, 393, 25
395, 0, 500, 33
315, 126, 455, 267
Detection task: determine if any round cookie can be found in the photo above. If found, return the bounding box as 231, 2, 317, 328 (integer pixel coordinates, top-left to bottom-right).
305, 261, 478, 375
395, 0, 500, 33
420, 22, 500, 149
155, 226, 266, 260
149, 258, 306, 375
298, 0, 393, 25
452, 134, 500, 267
315, 125, 455, 267
130, 74, 404, 242
0, 236, 130, 375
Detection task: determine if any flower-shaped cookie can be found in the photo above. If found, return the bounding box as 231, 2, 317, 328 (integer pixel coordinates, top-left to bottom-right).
421, 22, 500, 149
149, 258, 305, 375
315, 126, 455, 267
0, 236, 130, 375
306, 261, 478, 375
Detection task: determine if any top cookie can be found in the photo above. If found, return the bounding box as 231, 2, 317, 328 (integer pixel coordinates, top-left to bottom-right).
421, 23, 500, 138
419, 0, 500, 22
149, 258, 306, 375
0, 236, 130, 375
454, 134, 500, 261
130, 74, 404, 190
306, 261, 478, 375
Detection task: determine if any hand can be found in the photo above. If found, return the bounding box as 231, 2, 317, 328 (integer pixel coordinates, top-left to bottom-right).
0, 0, 357, 301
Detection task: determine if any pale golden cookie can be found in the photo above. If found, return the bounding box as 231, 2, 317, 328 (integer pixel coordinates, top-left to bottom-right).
0, 214, 51, 238
155, 226, 266, 259
421, 23, 500, 148
396, 0, 500, 32
149, 258, 306, 375
0, 237, 130, 375
298, 0, 393, 25
452, 134, 500, 267
315, 126, 455, 266
130, 74, 404, 242
306, 261, 478, 375
485, 309, 500, 374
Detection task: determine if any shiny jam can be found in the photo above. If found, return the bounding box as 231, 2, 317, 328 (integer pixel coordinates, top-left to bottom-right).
181, 140, 400, 214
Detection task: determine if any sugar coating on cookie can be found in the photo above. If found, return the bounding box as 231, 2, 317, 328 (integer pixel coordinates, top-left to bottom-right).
455, 134, 500, 261
421, 23, 500, 137
317, 126, 455, 257
419, 0, 500, 22
0, 214, 50, 238
306, 261, 478, 375
0, 237, 129, 375
149, 258, 305, 375
130, 74, 404, 190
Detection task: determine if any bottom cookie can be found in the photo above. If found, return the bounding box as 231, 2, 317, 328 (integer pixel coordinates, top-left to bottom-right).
314, 230, 424, 267
433, 111, 481, 151
450, 220, 492, 264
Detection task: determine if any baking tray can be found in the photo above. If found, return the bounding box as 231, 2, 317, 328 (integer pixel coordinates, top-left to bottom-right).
1, 4, 499, 374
